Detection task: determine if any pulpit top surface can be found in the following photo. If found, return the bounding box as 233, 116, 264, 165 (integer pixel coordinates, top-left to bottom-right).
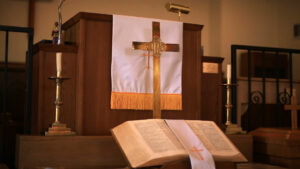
33, 40, 78, 54
62, 12, 203, 31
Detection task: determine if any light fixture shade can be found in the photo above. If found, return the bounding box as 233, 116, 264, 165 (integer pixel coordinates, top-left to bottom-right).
166, 2, 190, 14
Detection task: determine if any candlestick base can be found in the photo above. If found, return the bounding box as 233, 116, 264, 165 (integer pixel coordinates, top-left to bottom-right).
225, 123, 246, 134
225, 121, 232, 126
45, 122, 76, 136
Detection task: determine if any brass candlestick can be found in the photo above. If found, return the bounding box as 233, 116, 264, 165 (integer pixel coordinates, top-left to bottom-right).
45, 0, 74, 136
45, 76, 75, 136
222, 83, 246, 134
224, 83, 233, 126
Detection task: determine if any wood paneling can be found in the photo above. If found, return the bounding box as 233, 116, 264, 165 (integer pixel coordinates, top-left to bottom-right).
16, 136, 126, 169
240, 52, 289, 79
0, 62, 26, 122
241, 104, 298, 131
63, 12, 204, 135
161, 160, 236, 169
201, 57, 224, 126
227, 134, 253, 162
0, 62, 26, 168
31, 42, 77, 135
33, 12, 205, 135
251, 128, 300, 168
16, 135, 236, 169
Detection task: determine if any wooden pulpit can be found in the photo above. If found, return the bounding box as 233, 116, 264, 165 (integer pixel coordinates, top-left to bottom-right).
63, 12, 203, 135
201, 56, 224, 127
16, 135, 237, 169
24, 12, 237, 169
27, 12, 233, 168
31, 12, 206, 135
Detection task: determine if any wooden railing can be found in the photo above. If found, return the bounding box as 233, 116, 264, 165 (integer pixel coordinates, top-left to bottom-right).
231, 44, 300, 131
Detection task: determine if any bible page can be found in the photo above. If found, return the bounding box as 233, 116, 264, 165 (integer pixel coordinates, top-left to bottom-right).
112, 119, 187, 168
132, 119, 185, 155
131, 119, 187, 167
112, 121, 152, 168
185, 120, 247, 162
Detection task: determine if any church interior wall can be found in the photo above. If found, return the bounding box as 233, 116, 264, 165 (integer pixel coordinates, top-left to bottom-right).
0, 0, 300, 70
276, 2, 300, 81
31, 0, 211, 58
0, 0, 28, 63
0, 0, 300, 75
219, 0, 300, 80
1, 1, 300, 168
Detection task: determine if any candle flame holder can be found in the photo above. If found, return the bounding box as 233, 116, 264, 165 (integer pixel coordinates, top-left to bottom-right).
45, 76, 75, 136
221, 83, 246, 134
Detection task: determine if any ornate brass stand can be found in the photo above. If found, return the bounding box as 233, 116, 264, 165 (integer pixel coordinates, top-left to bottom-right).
222, 83, 246, 134
45, 76, 75, 136
45, 0, 74, 136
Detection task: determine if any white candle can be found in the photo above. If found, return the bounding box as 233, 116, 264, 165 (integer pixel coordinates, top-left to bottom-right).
56, 52, 62, 77
227, 64, 231, 84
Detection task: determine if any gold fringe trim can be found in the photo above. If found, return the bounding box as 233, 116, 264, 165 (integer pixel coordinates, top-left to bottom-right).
111, 92, 182, 110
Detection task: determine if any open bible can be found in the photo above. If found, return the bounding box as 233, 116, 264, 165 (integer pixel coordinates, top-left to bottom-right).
111, 119, 247, 168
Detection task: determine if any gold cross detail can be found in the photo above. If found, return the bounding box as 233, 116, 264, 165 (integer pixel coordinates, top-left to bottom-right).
284, 94, 300, 130
132, 22, 180, 119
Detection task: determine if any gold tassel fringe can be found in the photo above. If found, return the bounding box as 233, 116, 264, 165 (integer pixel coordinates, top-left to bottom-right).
111, 92, 182, 110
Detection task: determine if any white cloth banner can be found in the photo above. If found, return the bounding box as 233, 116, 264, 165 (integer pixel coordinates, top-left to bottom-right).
111, 15, 183, 110
165, 120, 216, 169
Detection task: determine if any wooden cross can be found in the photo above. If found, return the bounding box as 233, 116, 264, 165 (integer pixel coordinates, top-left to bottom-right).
132, 22, 180, 119
284, 93, 300, 130
190, 146, 204, 160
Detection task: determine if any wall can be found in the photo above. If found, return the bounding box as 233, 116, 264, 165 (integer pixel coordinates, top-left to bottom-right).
219, 0, 300, 80
0, 0, 28, 63
1, 0, 299, 66
33, 0, 212, 54
276, 1, 300, 80
1, 0, 300, 127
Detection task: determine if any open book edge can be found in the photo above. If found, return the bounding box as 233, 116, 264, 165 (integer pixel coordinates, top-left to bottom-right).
112, 119, 247, 168
111, 121, 150, 168
112, 120, 188, 168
